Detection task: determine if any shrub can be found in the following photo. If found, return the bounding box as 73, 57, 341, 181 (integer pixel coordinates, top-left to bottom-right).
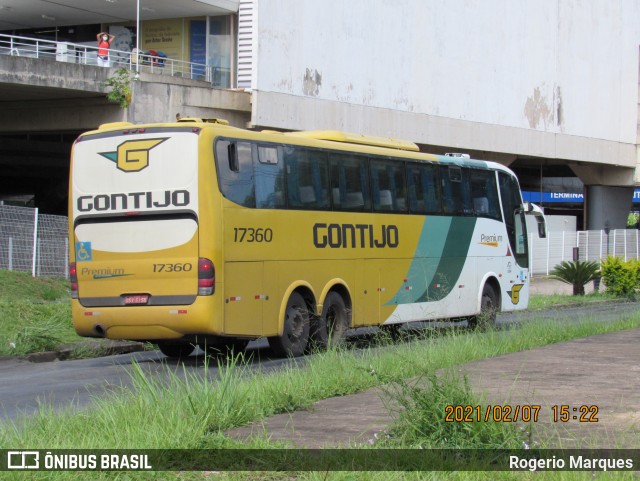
549, 260, 600, 296
600, 256, 640, 297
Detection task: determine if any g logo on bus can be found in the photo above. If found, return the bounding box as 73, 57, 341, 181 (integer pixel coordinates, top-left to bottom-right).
99, 138, 167, 172
508, 284, 524, 305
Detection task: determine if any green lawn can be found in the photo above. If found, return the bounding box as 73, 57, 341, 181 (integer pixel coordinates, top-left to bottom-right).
0, 269, 76, 356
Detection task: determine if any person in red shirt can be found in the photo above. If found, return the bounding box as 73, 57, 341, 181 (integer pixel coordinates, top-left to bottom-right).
96, 32, 116, 67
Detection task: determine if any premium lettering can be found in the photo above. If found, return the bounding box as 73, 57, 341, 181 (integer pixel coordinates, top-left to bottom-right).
313, 223, 399, 248
481, 234, 503, 243
77, 190, 190, 212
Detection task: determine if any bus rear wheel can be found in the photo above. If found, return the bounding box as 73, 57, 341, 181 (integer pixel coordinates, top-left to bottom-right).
310, 291, 349, 350
157, 341, 195, 359
468, 283, 498, 330
268, 292, 310, 357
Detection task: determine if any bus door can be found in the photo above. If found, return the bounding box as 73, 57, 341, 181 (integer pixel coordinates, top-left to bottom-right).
361, 261, 383, 326
498, 172, 529, 269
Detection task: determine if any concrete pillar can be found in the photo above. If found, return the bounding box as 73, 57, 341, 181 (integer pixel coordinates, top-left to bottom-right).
585, 185, 634, 230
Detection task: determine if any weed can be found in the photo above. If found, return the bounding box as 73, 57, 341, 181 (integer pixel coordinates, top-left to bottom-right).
381, 372, 524, 449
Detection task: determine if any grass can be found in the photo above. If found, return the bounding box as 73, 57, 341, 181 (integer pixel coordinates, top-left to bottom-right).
0, 269, 78, 356
380, 372, 525, 449
528, 292, 617, 310
0, 269, 69, 302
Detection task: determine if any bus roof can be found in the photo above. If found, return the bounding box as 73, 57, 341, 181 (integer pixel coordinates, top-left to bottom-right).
84, 119, 515, 175
285, 130, 420, 152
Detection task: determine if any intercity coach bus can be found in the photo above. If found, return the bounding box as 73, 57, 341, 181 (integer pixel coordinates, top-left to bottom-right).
68, 119, 546, 358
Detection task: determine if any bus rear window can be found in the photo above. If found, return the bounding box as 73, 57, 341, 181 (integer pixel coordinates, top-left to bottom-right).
215, 140, 255, 207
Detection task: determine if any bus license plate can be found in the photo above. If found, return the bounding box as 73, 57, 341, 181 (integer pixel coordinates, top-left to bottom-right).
124, 294, 149, 305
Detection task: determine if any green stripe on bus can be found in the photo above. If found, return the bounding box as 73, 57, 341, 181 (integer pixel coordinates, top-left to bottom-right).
386, 216, 477, 305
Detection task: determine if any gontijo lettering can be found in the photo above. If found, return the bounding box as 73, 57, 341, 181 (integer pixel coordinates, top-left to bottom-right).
77, 190, 190, 212
313, 223, 399, 248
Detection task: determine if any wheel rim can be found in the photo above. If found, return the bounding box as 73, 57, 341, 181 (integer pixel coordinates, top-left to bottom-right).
286, 304, 306, 343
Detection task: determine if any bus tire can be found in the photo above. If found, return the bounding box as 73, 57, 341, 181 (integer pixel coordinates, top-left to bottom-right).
157, 341, 195, 359
468, 283, 498, 330
268, 292, 310, 357
310, 291, 350, 350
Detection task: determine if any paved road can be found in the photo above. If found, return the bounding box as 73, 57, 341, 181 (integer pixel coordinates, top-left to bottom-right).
0, 300, 638, 424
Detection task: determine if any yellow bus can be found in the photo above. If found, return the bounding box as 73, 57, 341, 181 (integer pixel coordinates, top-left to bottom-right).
68, 119, 546, 358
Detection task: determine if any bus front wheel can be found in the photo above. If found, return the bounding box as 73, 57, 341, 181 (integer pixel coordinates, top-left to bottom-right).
310, 291, 349, 350
268, 292, 310, 357
468, 283, 498, 330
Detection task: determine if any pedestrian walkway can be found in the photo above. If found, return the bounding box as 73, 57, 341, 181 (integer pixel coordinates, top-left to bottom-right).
227, 328, 640, 448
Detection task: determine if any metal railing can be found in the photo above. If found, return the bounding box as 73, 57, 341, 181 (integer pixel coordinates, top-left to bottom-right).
0, 33, 231, 87
529, 229, 640, 275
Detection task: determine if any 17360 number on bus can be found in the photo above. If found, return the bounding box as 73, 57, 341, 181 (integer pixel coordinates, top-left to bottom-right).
233, 227, 273, 243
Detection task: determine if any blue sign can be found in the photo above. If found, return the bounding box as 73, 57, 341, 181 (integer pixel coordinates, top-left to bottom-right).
523, 190, 640, 204
75, 242, 92, 262
190, 20, 206, 79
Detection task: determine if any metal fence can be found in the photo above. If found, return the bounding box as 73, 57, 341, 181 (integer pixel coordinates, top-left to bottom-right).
0, 205, 69, 278
0, 33, 231, 87
529, 229, 640, 275
2, 204, 639, 278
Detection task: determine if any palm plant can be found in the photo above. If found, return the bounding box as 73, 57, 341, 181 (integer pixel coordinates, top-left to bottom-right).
550, 260, 600, 296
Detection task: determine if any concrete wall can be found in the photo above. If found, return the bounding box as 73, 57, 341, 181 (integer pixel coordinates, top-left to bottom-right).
128, 73, 252, 126
250, 0, 640, 167
0, 56, 251, 132
586, 185, 634, 230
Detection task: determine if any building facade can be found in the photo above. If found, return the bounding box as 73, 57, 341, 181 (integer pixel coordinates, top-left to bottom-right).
0, 0, 639, 228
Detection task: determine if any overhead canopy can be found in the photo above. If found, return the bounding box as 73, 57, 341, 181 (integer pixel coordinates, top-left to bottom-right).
0, 0, 239, 30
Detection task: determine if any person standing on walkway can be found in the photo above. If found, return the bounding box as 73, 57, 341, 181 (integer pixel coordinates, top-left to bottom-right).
96, 32, 116, 67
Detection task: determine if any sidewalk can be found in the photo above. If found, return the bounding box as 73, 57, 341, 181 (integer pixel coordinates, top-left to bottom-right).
227, 328, 640, 448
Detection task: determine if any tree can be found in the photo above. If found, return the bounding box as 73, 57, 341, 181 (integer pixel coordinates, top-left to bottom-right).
104, 68, 132, 109
550, 260, 600, 296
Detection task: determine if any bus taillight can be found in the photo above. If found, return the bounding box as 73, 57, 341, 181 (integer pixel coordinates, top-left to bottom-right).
70, 262, 78, 299
198, 258, 215, 296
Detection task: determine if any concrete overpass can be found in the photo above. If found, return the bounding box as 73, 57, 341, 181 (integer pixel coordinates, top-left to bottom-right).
0, 54, 250, 213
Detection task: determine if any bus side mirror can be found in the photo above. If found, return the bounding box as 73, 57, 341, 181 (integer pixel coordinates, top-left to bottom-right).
523, 202, 547, 238
536, 218, 546, 238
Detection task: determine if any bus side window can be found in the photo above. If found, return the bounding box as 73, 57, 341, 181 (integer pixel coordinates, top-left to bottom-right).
440, 165, 457, 215
215, 139, 255, 207
422, 165, 441, 213
330, 153, 371, 211
408, 163, 441, 214
255, 145, 286, 209
442, 165, 472, 216
469, 169, 501, 220
371, 159, 407, 212
285, 147, 329, 209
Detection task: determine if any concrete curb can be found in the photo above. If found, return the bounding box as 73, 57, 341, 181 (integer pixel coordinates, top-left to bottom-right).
19, 340, 145, 363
